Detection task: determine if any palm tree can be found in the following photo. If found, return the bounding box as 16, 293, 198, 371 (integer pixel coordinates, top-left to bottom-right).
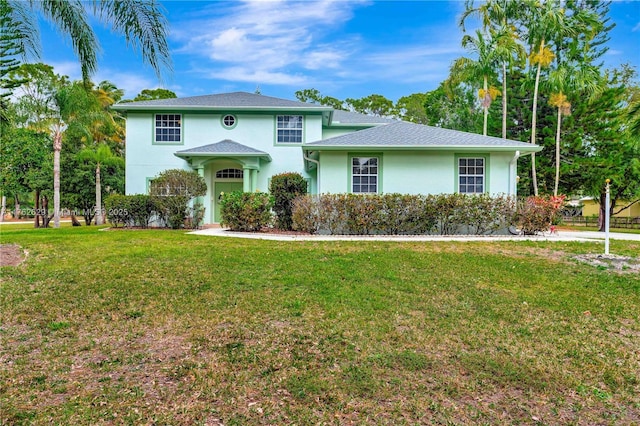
3, 0, 171, 82
450, 30, 500, 136
547, 64, 601, 196
459, 0, 524, 138
492, 24, 526, 138
78, 144, 124, 225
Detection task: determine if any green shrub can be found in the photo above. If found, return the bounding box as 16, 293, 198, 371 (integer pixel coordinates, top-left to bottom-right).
104, 194, 129, 228
269, 172, 308, 230
292, 193, 516, 235
220, 191, 273, 232
104, 194, 156, 227
149, 169, 207, 229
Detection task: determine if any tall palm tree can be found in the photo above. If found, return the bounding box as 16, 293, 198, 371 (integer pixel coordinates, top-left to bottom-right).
78, 144, 123, 225
3, 0, 171, 82
493, 24, 526, 138
459, 0, 523, 139
522, 0, 569, 195
547, 64, 601, 196
450, 30, 500, 136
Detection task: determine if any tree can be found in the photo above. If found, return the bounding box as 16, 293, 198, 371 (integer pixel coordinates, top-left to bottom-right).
422, 81, 482, 132
396, 93, 429, 124
3, 0, 171, 83
547, 63, 601, 195
131, 88, 176, 102
449, 30, 500, 135
345, 94, 396, 117
294, 88, 345, 110
0, 128, 52, 226
459, 0, 525, 138
78, 144, 124, 225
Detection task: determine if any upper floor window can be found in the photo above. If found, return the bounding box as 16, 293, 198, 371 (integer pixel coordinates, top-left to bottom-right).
352, 157, 379, 194
458, 157, 485, 193
155, 114, 181, 143
276, 115, 303, 143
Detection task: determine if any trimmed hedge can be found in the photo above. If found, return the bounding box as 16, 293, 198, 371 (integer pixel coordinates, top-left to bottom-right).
292, 193, 518, 235
104, 194, 204, 229
220, 191, 273, 231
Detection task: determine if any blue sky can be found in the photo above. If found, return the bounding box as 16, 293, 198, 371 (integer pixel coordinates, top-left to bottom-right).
42, 0, 640, 102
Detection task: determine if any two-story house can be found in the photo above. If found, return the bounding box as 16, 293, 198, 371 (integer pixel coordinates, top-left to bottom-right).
113, 92, 541, 224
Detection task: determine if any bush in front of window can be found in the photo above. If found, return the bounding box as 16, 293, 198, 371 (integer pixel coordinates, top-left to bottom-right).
149, 169, 207, 229
220, 191, 273, 232
292, 193, 521, 235
269, 172, 308, 231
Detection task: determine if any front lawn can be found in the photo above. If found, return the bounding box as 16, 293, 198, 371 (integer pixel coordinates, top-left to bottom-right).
1, 226, 639, 424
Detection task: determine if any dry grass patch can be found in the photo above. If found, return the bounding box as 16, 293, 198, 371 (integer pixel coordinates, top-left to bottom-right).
0, 227, 638, 424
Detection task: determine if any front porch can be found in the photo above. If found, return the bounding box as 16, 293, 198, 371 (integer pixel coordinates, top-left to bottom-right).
175, 140, 271, 223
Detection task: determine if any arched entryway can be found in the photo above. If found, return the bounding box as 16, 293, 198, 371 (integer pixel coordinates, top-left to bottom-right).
213, 167, 243, 223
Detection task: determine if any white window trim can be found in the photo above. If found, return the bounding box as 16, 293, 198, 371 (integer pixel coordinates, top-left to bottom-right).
154, 113, 182, 144
458, 157, 485, 194
276, 115, 304, 144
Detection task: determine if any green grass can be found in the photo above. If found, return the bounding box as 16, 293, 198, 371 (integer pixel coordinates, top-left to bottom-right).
1, 226, 639, 424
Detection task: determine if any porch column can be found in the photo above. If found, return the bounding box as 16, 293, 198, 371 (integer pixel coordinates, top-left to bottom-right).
196, 165, 205, 205
251, 169, 258, 192
243, 166, 251, 192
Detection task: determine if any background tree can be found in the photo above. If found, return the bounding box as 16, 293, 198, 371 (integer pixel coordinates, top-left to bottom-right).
345, 94, 396, 117
119, 87, 176, 103
294, 88, 346, 110
449, 30, 500, 136
78, 144, 124, 225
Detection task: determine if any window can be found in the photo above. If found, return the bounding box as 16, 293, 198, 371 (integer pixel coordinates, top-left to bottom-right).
222, 114, 236, 129
276, 115, 303, 143
155, 114, 181, 143
458, 157, 485, 193
216, 168, 243, 179
352, 157, 378, 193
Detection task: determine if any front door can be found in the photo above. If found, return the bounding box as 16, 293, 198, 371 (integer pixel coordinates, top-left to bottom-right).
214, 181, 243, 223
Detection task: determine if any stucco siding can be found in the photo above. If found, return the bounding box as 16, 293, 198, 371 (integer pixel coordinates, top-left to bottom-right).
317, 151, 517, 196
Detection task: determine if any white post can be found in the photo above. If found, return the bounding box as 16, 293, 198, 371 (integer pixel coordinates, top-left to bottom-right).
604, 179, 610, 255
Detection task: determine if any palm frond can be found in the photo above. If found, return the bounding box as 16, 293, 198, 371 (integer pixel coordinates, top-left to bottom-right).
94, 0, 172, 81
34, 0, 99, 81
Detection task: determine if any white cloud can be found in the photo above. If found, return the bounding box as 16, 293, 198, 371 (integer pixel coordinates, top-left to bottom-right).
48, 61, 82, 80
206, 67, 308, 86
172, 0, 365, 85
633, 22, 640, 32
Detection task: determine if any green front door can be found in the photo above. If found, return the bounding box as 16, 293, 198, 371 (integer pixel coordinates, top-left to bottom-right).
214, 181, 243, 223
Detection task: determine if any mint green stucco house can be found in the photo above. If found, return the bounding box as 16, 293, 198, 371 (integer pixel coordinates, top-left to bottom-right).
113, 92, 541, 224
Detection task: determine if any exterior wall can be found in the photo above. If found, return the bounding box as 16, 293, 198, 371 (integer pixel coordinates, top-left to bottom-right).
125, 113, 189, 195
582, 199, 640, 218
126, 111, 325, 223
318, 151, 516, 196
126, 113, 324, 186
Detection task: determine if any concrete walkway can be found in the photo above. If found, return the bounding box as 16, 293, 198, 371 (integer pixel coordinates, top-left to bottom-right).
189, 227, 640, 242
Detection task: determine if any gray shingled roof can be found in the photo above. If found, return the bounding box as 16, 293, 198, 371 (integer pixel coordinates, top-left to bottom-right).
113, 91, 330, 111
330, 110, 396, 125
305, 121, 541, 151
175, 140, 271, 159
